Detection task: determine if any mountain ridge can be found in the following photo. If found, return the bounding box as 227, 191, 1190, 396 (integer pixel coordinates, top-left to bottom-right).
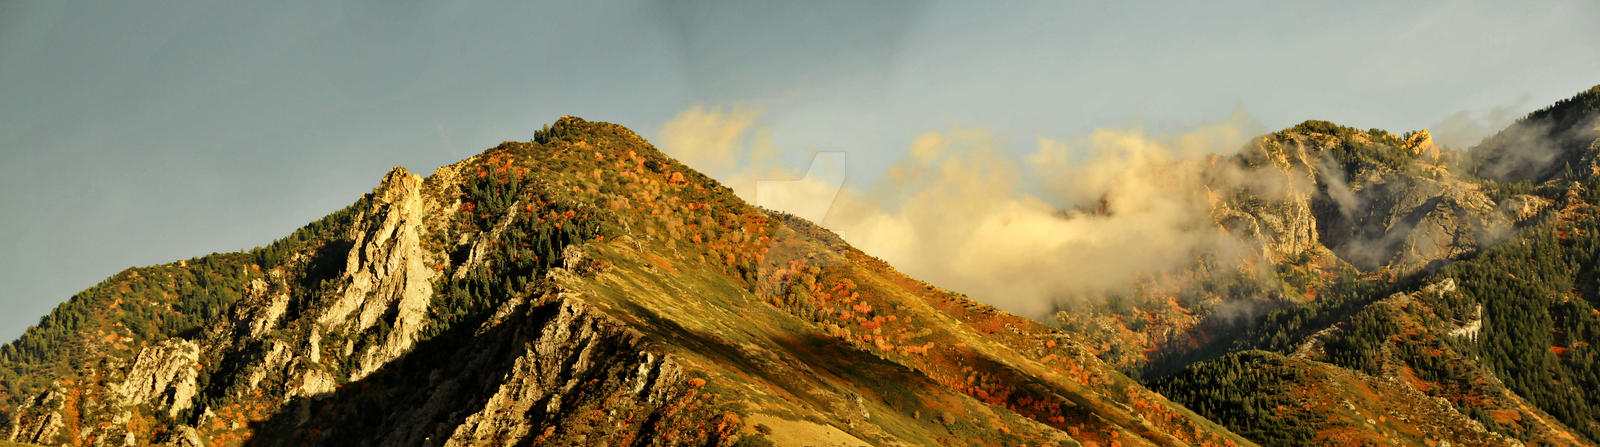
1058, 85, 1600, 445
1, 116, 1248, 446
4, 83, 1600, 446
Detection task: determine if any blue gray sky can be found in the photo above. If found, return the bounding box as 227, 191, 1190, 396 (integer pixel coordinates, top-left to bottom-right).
2, 1, 1598, 340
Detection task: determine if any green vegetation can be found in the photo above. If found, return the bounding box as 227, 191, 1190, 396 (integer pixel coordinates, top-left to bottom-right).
1237, 265, 1386, 355
1292, 120, 1417, 174
534, 121, 583, 145
1484, 178, 1542, 203
1150, 350, 1317, 445
249, 197, 367, 270
0, 191, 375, 434
1316, 305, 1396, 375
8, 98, 1600, 445
0, 252, 261, 403
1139, 260, 1401, 400
425, 158, 601, 337
1426, 214, 1600, 441
1195, 193, 1600, 442
1469, 84, 1600, 182
730, 433, 776, 447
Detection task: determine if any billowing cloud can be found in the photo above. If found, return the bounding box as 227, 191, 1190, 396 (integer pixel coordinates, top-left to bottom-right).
824, 118, 1284, 318
656, 105, 1292, 319
754, 152, 847, 224
655, 105, 844, 223
656, 105, 762, 175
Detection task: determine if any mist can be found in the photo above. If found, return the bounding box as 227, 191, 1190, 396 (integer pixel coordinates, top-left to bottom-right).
656, 106, 1319, 319
1429, 103, 1527, 151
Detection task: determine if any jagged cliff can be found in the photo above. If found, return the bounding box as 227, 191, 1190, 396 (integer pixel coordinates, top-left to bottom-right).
1227, 124, 1510, 274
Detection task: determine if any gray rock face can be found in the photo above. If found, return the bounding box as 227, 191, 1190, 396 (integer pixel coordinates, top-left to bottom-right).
163, 425, 206, 447
8, 341, 205, 446
0, 161, 692, 446
7, 339, 205, 446
1212, 189, 1323, 263
1219, 135, 1327, 262
437, 299, 681, 447
1313, 168, 1508, 272
3, 166, 458, 446
1224, 131, 1515, 274
315, 167, 443, 380
245, 295, 686, 447
8, 390, 63, 444
113, 338, 201, 418
244, 278, 290, 338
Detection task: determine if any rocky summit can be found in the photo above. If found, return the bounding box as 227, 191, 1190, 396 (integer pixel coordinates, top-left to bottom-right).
5, 85, 1600, 447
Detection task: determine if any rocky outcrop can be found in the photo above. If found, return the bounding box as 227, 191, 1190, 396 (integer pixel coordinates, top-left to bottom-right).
1502, 194, 1551, 222
452, 198, 520, 281
114, 338, 201, 418
317, 167, 442, 379
1318, 172, 1507, 272
1, 164, 476, 446
5, 340, 203, 445
1228, 130, 1510, 273
7, 390, 64, 445
162, 425, 206, 447
244, 277, 291, 338
1403, 129, 1440, 160
1212, 191, 1323, 262
1447, 304, 1482, 341
440, 299, 681, 446
246, 294, 689, 447
1209, 134, 1328, 262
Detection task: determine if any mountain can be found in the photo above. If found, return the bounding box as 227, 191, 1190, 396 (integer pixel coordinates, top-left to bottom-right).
1058, 85, 1600, 445
1055, 120, 1520, 376
6, 85, 1600, 447
0, 117, 1248, 446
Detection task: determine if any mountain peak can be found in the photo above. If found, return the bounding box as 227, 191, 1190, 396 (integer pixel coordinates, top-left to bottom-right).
377, 165, 422, 194
554, 114, 587, 126
382, 165, 414, 182
1402, 128, 1439, 159
0, 117, 1253, 446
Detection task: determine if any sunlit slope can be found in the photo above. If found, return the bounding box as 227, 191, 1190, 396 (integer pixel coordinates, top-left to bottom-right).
1, 117, 1249, 446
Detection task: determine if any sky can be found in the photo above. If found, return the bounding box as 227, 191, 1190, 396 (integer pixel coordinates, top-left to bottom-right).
2, 0, 1598, 341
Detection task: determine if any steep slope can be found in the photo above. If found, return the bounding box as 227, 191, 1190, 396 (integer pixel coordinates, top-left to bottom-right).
0, 117, 1249, 446
1140, 85, 1600, 446
1058, 119, 1517, 374
1047, 85, 1600, 446
1152, 350, 1519, 446
1471, 85, 1600, 184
